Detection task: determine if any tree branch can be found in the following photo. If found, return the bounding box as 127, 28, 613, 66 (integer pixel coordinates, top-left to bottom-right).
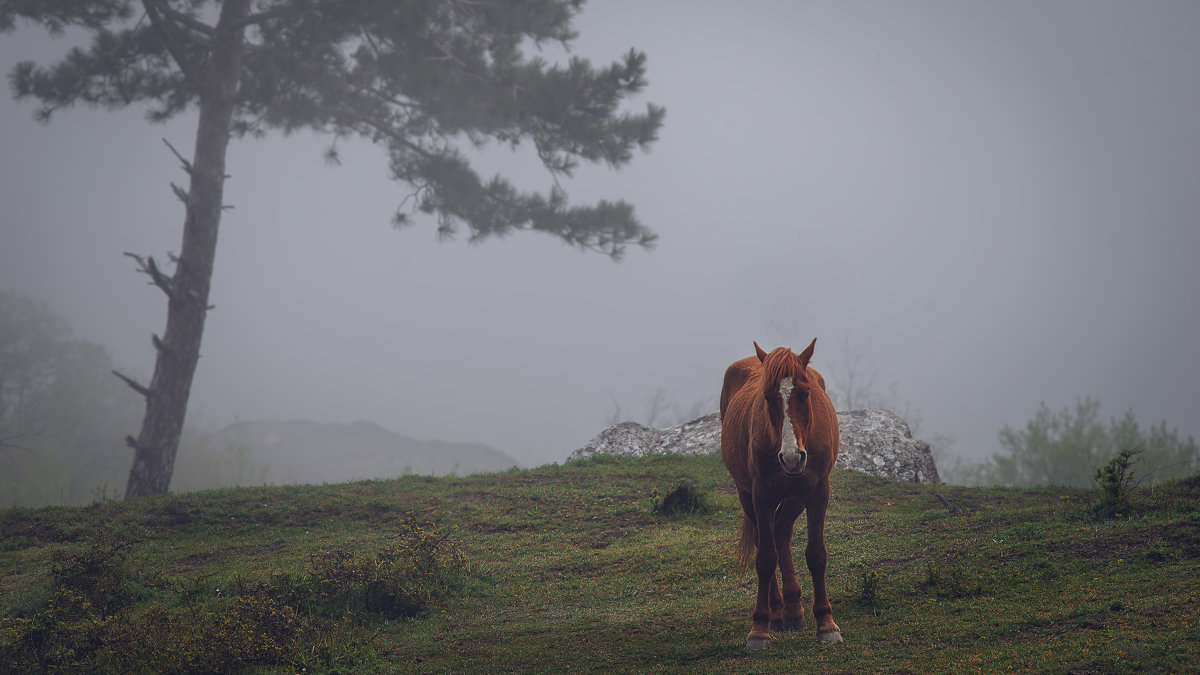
112, 370, 152, 398
149, 1, 215, 37
141, 0, 207, 90
162, 137, 194, 175
0, 434, 37, 455
233, 5, 300, 30
124, 251, 175, 299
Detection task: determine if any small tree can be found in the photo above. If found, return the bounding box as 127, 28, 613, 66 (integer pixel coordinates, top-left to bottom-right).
1092, 447, 1141, 519
3, 1, 664, 497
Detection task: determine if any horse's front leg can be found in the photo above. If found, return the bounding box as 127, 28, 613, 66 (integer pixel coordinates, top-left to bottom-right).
771, 498, 807, 632
806, 482, 843, 643
746, 492, 779, 650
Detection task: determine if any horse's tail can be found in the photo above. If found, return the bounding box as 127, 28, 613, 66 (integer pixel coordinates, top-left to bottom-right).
736, 513, 757, 570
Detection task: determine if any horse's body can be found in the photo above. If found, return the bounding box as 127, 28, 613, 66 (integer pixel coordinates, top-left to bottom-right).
720, 339, 842, 649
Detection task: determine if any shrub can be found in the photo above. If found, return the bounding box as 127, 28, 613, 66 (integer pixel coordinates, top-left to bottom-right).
278, 515, 469, 621
0, 531, 137, 671
651, 481, 714, 516
859, 569, 882, 607
920, 556, 983, 599
0, 516, 467, 673
1092, 448, 1142, 519
48, 533, 136, 618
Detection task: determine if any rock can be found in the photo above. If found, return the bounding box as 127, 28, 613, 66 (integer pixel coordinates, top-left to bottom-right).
567, 409, 939, 484
567, 415, 721, 462
834, 409, 940, 484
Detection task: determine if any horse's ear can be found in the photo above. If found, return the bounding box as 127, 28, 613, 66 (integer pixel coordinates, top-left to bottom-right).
754, 341, 768, 363
798, 337, 817, 369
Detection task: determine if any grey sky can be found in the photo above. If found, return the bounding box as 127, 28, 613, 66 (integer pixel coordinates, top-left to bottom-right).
2, 1, 1198, 468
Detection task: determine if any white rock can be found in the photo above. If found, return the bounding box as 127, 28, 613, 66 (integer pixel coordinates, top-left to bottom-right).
567, 409, 940, 484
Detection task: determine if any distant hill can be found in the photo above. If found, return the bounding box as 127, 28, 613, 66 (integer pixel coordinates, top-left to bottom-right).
198, 419, 519, 484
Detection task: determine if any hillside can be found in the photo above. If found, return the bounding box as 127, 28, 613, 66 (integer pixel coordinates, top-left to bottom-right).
2, 453, 1198, 673
198, 419, 520, 484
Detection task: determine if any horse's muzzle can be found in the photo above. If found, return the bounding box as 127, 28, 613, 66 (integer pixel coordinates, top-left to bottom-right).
778, 448, 807, 476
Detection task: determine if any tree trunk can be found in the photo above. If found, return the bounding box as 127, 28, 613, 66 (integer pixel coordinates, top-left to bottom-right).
125, 0, 251, 498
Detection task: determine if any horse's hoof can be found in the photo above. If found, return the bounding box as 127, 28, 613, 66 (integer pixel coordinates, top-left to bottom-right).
816, 629, 843, 643
746, 635, 771, 651
770, 616, 806, 632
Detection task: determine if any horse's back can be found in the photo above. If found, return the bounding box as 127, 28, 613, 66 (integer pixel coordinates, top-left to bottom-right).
720, 356, 761, 489
811, 367, 827, 392
720, 356, 760, 420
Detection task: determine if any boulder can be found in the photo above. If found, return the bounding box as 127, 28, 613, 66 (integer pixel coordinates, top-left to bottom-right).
567, 409, 939, 484
567, 415, 721, 462
834, 409, 940, 484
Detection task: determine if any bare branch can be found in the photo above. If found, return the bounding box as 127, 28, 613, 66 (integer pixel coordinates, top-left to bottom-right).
124, 252, 175, 298
0, 434, 37, 455
125, 435, 140, 450
112, 370, 152, 398
152, 333, 168, 355
170, 182, 189, 203
162, 137, 194, 175
935, 493, 958, 513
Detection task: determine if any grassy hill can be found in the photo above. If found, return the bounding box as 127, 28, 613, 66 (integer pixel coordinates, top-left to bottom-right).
2, 453, 1198, 673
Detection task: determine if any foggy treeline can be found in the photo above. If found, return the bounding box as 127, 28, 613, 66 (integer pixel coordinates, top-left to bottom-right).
821, 339, 1200, 488
0, 291, 266, 507
3, 289, 1198, 508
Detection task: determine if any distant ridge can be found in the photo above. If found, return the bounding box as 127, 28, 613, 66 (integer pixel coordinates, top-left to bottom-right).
200, 419, 519, 484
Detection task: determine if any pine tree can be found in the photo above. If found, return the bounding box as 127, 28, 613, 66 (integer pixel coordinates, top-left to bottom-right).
2, 0, 664, 497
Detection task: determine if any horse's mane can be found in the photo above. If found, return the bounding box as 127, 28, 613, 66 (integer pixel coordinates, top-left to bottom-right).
761, 348, 803, 392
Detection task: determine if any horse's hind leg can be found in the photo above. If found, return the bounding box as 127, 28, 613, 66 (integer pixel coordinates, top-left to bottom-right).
806, 482, 843, 643
771, 498, 807, 632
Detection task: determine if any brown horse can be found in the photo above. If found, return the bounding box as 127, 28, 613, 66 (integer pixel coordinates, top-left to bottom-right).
720, 338, 842, 649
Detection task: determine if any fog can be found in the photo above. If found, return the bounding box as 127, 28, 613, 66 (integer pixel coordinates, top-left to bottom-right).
3, 1, 1198, 469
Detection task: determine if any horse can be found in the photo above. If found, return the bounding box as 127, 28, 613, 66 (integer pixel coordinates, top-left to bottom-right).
720, 338, 843, 649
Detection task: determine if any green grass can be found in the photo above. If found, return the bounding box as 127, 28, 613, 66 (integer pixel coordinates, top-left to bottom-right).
2, 453, 1199, 673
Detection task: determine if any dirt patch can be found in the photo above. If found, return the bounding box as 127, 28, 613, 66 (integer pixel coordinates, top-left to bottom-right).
0, 513, 88, 545
164, 540, 288, 574
144, 500, 203, 529
535, 562, 602, 582
165, 548, 229, 573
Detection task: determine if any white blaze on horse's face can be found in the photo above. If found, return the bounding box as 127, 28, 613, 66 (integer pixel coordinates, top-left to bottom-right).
777, 378, 807, 476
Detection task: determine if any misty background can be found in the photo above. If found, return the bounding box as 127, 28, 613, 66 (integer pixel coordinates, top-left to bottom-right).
3, 2, 1198, 482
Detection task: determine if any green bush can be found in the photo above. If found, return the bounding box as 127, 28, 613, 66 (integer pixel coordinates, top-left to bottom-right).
0, 531, 137, 671
279, 515, 469, 620
859, 568, 882, 607
650, 481, 714, 516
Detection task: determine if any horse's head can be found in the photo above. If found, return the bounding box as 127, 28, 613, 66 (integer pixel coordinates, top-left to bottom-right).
755, 338, 818, 477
